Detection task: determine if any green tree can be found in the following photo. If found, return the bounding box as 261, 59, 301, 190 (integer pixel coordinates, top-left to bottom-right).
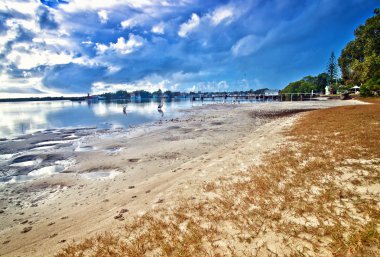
253, 88, 269, 94
281, 73, 328, 94
316, 73, 329, 93
281, 80, 317, 94
152, 89, 163, 97
338, 8, 380, 95
327, 51, 338, 86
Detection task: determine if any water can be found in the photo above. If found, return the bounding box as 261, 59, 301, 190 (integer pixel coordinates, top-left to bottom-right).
0, 99, 198, 139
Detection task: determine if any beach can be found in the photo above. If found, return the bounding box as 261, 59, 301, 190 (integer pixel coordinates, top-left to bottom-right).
0, 100, 369, 256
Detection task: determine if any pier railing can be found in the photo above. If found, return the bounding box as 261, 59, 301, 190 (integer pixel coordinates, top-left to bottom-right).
190, 93, 320, 102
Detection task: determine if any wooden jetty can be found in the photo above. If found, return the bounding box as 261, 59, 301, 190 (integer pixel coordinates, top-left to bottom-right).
190, 92, 319, 102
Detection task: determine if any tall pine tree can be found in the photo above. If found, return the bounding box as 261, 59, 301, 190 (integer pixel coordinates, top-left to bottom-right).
327, 51, 338, 86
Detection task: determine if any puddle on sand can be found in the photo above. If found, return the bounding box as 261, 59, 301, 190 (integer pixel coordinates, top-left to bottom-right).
79, 170, 120, 180
105, 147, 124, 155
35, 140, 74, 146
0, 153, 14, 161
74, 142, 95, 152
9, 158, 42, 167
32, 145, 57, 151
7, 165, 65, 183
28, 165, 65, 176
64, 134, 79, 139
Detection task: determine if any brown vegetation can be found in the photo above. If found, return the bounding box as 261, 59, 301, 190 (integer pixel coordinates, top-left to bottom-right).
56, 101, 380, 257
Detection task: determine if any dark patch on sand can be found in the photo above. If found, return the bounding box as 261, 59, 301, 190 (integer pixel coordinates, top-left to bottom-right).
168, 126, 181, 130
12, 155, 37, 163
251, 109, 317, 119
180, 128, 193, 134
211, 122, 224, 126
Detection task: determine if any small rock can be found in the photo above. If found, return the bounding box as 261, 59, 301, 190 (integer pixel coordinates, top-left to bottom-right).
128, 186, 135, 189
114, 214, 124, 221
47, 222, 55, 226
58, 239, 66, 243
3, 240, 10, 244
145, 190, 151, 193
49, 233, 58, 238
119, 209, 129, 214
156, 199, 164, 204
60, 216, 68, 220
131, 195, 137, 199
21, 226, 32, 233
20, 220, 28, 225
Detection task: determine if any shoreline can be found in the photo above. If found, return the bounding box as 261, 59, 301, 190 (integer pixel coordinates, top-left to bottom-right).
0, 100, 367, 256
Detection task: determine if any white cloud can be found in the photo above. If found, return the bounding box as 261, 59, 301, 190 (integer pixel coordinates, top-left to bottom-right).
209, 6, 234, 25
151, 22, 165, 34
121, 18, 138, 29
7, 48, 74, 70
91, 79, 172, 94
61, 0, 169, 12
97, 10, 108, 24
186, 80, 229, 92
232, 35, 265, 57
81, 40, 94, 45
0, 0, 39, 16
107, 65, 121, 74
0, 73, 60, 98
178, 13, 200, 37
95, 34, 145, 55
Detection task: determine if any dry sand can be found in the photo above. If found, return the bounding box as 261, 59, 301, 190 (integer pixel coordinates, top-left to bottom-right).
0, 100, 365, 257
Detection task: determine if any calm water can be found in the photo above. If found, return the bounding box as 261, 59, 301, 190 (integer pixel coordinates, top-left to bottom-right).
0, 99, 199, 139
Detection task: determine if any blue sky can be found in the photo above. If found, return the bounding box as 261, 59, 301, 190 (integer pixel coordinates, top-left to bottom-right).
0, 0, 378, 97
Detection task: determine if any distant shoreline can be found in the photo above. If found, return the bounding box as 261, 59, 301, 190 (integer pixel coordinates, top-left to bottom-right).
0, 96, 87, 102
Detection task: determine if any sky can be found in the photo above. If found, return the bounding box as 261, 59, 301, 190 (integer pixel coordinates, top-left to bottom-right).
0, 0, 378, 97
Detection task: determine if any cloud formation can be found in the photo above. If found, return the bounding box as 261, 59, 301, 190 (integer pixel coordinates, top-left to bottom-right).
178, 13, 200, 37
96, 34, 145, 55
0, 0, 378, 97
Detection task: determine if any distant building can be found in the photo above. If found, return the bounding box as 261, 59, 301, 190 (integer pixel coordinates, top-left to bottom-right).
325, 86, 330, 95
351, 85, 360, 94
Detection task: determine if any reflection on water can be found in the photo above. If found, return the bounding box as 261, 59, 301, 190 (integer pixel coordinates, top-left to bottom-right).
0, 99, 196, 139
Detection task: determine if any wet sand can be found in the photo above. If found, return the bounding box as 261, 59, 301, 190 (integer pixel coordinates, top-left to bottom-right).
0, 100, 365, 257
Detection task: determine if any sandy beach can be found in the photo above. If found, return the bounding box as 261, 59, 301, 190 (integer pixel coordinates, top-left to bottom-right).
0, 100, 367, 257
